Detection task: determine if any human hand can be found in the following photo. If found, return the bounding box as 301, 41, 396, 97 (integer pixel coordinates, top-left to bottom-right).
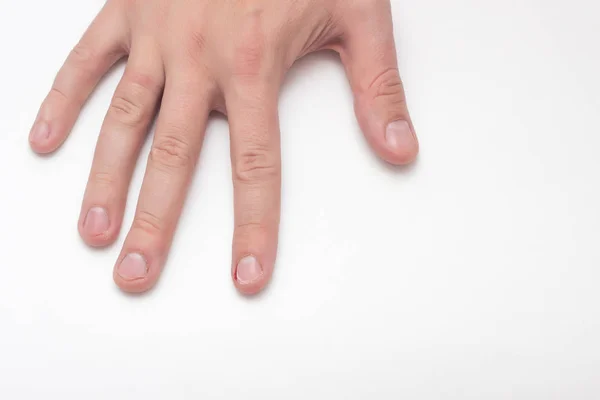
28, 0, 419, 295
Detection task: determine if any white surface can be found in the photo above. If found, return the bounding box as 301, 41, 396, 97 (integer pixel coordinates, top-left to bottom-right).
1, 0, 599, 398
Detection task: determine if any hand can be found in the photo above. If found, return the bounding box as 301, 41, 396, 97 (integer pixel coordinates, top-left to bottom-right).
28, 0, 419, 295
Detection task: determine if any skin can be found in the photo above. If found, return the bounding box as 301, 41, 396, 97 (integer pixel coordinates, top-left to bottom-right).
28, 0, 419, 295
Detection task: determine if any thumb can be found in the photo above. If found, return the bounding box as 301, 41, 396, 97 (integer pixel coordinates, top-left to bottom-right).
340, 2, 418, 165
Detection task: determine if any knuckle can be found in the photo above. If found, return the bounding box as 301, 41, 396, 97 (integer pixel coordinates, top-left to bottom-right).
234, 40, 266, 78
49, 86, 69, 102
91, 171, 117, 187
179, 30, 209, 67
190, 31, 207, 52
67, 42, 109, 76
233, 221, 271, 246
234, 221, 270, 236
132, 210, 163, 236
370, 68, 403, 96
369, 68, 406, 106
232, 219, 278, 252
109, 95, 145, 126
67, 39, 125, 75
70, 42, 96, 65
187, 30, 208, 57
109, 71, 161, 126
233, 147, 280, 185
232, 10, 277, 80
150, 134, 193, 170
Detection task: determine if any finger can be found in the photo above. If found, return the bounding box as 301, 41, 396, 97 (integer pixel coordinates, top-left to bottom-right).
227, 82, 281, 296
78, 41, 164, 247
340, 2, 418, 165
29, 2, 128, 154
113, 72, 213, 293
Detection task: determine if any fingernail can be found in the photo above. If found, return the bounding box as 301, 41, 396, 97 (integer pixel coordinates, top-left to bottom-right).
385, 120, 415, 150
83, 207, 110, 237
236, 256, 263, 284
29, 121, 50, 143
117, 253, 148, 281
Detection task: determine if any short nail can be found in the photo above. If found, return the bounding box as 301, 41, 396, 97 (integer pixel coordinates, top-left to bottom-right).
236, 256, 263, 284
83, 207, 110, 237
30, 121, 50, 143
117, 253, 148, 281
385, 120, 415, 150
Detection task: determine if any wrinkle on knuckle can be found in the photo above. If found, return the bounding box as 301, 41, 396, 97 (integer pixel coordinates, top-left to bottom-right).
49, 86, 69, 102
150, 134, 193, 170
180, 29, 209, 66
368, 68, 398, 93
233, 147, 280, 185
108, 72, 161, 126
91, 171, 117, 187
67, 42, 115, 77
110, 94, 144, 127
190, 30, 207, 53
369, 68, 406, 104
132, 210, 163, 236
233, 217, 279, 250
70, 43, 96, 66
234, 221, 270, 240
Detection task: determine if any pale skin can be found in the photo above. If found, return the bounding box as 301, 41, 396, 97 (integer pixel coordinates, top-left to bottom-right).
29, 0, 419, 295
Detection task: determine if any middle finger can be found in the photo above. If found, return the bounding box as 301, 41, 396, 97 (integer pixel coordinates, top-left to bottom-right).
113, 69, 214, 293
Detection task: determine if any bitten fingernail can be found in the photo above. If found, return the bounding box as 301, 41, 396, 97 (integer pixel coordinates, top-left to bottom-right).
83, 207, 110, 237
236, 256, 263, 284
29, 121, 50, 144
385, 120, 415, 151
117, 253, 148, 281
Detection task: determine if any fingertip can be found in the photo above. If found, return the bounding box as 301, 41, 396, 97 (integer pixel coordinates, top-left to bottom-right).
114, 274, 153, 294
355, 100, 419, 166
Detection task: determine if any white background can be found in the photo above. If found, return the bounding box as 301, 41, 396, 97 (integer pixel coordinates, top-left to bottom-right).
1, 0, 599, 398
